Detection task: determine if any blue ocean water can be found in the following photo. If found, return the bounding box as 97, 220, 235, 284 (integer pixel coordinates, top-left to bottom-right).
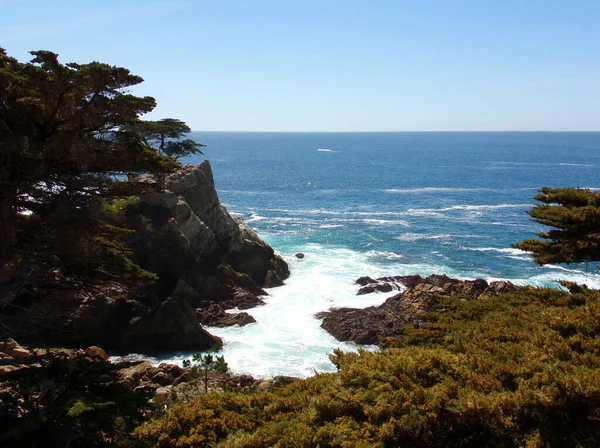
158, 132, 600, 377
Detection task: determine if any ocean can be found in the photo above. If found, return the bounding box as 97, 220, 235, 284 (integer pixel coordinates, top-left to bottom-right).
157, 132, 600, 377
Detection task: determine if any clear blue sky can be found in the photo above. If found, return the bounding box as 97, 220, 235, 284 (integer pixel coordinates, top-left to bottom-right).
1, 0, 599, 131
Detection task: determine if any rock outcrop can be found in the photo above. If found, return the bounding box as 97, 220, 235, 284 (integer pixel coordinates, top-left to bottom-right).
317, 275, 517, 345
1, 161, 289, 354
196, 304, 257, 327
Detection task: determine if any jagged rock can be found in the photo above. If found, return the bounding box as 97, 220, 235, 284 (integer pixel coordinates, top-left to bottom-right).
356, 276, 377, 286
479, 281, 517, 300
223, 287, 265, 310
197, 304, 256, 327
264, 270, 284, 288
117, 362, 153, 390
164, 162, 289, 286
355, 275, 423, 293
135, 382, 160, 394
319, 275, 522, 345
357, 283, 393, 295
157, 363, 184, 379
401, 283, 446, 317
151, 371, 174, 386
0, 338, 31, 358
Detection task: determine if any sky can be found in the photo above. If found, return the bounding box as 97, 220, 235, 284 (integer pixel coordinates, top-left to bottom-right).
1, 0, 599, 131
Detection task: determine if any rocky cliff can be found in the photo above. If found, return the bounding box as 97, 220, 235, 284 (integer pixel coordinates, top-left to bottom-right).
1, 161, 289, 353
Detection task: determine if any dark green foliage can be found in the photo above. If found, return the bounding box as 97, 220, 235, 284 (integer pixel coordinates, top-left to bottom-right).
0, 47, 179, 268
0, 352, 152, 447
134, 287, 600, 447
514, 187, 600, 268
124, 118, 205, 160
189, 353, 229, 393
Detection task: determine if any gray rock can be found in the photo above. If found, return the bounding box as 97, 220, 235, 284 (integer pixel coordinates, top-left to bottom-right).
154, 387, 172, 405
165, 162, 289, 285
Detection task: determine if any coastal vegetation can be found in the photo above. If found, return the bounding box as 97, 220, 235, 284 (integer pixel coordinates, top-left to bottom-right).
514, 187, 600, 269
0, 48, 202, 275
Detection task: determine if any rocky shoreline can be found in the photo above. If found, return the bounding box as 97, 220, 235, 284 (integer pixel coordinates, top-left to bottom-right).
0, 161, 289, 355
317, 274, 518, 345
0, 338, 298, 409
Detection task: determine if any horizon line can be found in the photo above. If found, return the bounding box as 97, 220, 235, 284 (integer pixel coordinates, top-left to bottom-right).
189, 129, 600, 133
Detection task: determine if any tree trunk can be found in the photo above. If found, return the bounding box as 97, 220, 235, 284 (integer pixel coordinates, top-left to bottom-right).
0, 197, 16, 263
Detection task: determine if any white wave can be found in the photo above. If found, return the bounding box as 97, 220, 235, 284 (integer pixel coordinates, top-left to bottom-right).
514, 272, 600, 290
364, 250, 405, 260
464, 247, 533, 261
247, 214, 266, 223
484, 161, 598, 169
405, 209, 446, 218
437, 204, 530, 212
478, 221, 530, 227
396, 233, 454, 242
143, 239, 600, 376
397, 233, 488, 242
465, 247, 530, 256
363, 218, 410, 227
407, 204, 529, 215
384, 187, 493, 194
257, 207, 409, 218
319, 224, 344, 228
317, 148, 334, 152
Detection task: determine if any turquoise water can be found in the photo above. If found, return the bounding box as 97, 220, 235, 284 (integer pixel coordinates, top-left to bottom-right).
158, 132, 600, 377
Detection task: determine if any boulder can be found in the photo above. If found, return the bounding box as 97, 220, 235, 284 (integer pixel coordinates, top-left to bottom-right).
0, 338, 31, 358
154, 387, 172, 405
354, 275, 423, 295
357, 283, 393, 295
295, 253, 305, 259
84, 346, 109, 362
117, 361, 153, 390
197, 304, 257, 327
151, 371, 174, 386
223, 287, 265, 310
